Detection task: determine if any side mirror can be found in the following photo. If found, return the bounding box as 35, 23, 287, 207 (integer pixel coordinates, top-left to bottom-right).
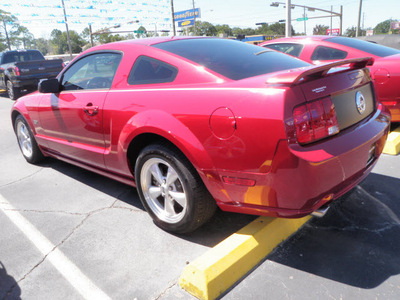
38, 78, 60, 93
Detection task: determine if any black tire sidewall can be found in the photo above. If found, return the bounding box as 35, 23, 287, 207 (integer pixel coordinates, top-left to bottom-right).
135, 145, 199, 233
14, 115, 44, 164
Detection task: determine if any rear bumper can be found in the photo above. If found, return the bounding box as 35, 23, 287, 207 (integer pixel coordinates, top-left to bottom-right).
202, 107, 391, 218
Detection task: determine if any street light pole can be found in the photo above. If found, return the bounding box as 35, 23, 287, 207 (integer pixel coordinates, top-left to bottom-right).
285, 0, 291, 37
89, 24, 94, 47
170, 0, 176, 36
356, 0, 363, 37
192, 0, 196, 36
61, 0, 73, 60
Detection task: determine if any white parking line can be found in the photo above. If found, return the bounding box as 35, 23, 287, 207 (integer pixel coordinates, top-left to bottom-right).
0, 194, 111, 300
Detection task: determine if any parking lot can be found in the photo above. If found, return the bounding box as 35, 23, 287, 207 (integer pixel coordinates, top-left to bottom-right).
1, 93, 399, 299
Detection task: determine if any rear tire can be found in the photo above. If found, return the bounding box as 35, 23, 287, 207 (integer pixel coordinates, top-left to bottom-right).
135, 144, 216, 234
7, 80, 21, 100
14, 115, 45, 164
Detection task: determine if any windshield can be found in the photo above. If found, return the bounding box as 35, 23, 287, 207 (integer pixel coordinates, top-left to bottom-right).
326, 37, 400, 57
153, 38, 310, 80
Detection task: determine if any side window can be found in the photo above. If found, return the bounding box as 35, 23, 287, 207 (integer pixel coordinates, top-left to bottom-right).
128, 56, 178, 85
61, 52, 122, 91
311, 46, 347, 61
263, 43, 304, 57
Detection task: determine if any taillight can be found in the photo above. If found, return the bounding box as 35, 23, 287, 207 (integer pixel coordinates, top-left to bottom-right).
14, 66, 20, 76
293, 97, 339, 144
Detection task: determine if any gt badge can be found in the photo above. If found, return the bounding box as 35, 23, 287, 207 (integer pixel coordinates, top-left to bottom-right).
355, 91, 366, 115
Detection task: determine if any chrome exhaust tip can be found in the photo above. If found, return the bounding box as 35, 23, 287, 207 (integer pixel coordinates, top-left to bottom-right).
311, 204, 330, 218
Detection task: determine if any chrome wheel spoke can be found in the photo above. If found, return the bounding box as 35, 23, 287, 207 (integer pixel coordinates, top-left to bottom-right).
164, 196, 176, 216
149, 164, 164, 185
169, 191, 186, 207
148, 186, 162, 199
166, 167, 178, 186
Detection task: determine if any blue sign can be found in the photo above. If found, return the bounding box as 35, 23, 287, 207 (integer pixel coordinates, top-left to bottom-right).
174, 8, 200, 22
178, 19, 195, 27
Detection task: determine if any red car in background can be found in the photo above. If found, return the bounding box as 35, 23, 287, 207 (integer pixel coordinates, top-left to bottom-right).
11, 37, 390, 233
261, 36, 400, 122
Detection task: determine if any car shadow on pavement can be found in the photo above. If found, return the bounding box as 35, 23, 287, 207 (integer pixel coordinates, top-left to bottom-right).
0, 261, 21, 299
40, 158, 256, 247
267, 172, 400, 289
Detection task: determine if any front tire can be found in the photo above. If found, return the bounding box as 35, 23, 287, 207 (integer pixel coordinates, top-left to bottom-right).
14, 115, 45, 164
135, 144, 216, 233
7, 80, 21, 100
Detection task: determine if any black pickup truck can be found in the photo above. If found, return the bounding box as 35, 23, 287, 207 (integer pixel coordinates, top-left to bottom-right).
0, 50, 64, 100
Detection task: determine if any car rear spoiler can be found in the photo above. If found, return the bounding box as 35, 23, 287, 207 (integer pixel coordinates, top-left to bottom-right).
266, 57, 374, 86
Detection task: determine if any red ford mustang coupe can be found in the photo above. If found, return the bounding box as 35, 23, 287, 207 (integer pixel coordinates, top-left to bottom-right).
12, 37, 390, 233
261, 36, 400, 122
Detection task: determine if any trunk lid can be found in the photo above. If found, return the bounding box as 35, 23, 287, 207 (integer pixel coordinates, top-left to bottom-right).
267, 57, 376, 131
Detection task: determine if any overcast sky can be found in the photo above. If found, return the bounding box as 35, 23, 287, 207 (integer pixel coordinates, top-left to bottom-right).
1, 0, 399, 38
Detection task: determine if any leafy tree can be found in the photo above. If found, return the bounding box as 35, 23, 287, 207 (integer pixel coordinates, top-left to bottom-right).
0, 9, 19, 50
188, 21, 217, 36
80, 27, 92, 44
136, 26, 147, 38
50, 29, 85, 54
215, 24, 232, 37
34, 38, 50, 55
313, 24, 329, 35
97, 31, 124, 44
268, 22, 294, 36
374, 19, 397, 34
232, 27, 256, 36
13, 26, 35, 49
344, 26, 366, 37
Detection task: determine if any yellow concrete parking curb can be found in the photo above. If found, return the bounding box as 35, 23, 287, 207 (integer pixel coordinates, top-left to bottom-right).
179, 215, 311, 300
383, 126, 400, 155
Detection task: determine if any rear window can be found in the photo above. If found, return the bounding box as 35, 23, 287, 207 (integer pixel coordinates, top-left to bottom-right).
153, 38, 310, 80
326, 37, 400, 57
3, 50, 45, 64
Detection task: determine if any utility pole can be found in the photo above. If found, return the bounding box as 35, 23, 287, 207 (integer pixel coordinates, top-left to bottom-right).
340, 5, 343, 35
356, 0, 362, 37
61, 0, 73, 60
170, 0, 176, 36
286, 0, 291, 37
303, 6, 306, 35
330, 5, 333, 35
192, 0, 196, 35
89, 24, 94, 47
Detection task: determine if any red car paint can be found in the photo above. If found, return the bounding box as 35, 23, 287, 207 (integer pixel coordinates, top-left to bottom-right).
261, 36, 400, 122
12, 37, 390, 218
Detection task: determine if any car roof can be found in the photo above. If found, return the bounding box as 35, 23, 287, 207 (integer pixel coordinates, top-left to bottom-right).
263, 36, 330, 44
89, 36, 214, 51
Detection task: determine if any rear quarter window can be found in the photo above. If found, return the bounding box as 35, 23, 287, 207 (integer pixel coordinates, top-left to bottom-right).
311, 46, 347, 61
128, 56, 178, 85
263, 43, 304, 57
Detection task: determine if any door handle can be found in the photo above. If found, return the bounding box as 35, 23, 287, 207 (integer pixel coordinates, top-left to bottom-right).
83, 103, 99, 116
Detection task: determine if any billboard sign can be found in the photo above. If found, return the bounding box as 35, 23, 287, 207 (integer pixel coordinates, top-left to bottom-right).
390, 21, 400, 30
174, 8, 200, 22
326, 28, 340, 36
178, 19, 195, 27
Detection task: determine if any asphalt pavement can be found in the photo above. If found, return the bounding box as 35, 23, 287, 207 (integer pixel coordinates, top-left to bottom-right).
0, 93, 399, 300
